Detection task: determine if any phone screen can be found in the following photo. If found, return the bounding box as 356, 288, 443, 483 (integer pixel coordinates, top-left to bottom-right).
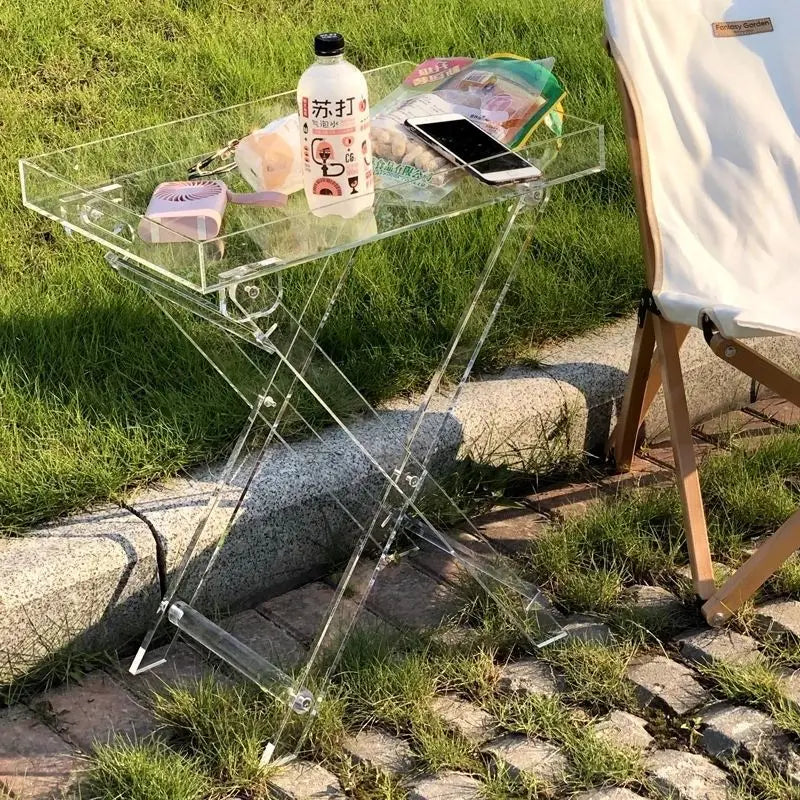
412, 118, 532, 174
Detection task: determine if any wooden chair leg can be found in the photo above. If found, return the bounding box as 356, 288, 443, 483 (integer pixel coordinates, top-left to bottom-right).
703, 507, 800, 625
612, 320, 689, 471
708, 333, 800, 408
612, 313, 656, 471
654, 317, 716, 600
639, 324, 691, 424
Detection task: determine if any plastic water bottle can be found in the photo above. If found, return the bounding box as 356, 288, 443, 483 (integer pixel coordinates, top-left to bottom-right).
297, 33, 374, 218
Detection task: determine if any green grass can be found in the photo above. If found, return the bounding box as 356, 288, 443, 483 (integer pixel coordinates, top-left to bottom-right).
728, 759, 800, 800
519, 432, 800, 620
80, 741, 210, 800
94, 631, 644, 799
489, 690, 643, 789
697, 659, 800, 740
542, 639, 638, 714
0, 635, 112, 707
524, 487, 685, 614
1, 0, 641, 533
74, 430, 800, 799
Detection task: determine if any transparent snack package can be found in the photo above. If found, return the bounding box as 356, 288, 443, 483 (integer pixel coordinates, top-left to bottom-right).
371, 55, 566, 203
235, 114, 304, 195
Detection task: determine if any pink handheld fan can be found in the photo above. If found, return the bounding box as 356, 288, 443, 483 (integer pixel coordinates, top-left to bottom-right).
138, 180, 286, 243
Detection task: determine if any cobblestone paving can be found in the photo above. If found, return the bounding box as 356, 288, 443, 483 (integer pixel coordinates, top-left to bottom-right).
1, 399, 799, 798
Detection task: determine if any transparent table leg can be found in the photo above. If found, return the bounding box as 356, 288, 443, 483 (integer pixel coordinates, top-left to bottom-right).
127, 249, 366, 682
262, 193, 565, 763
117, 192, 564, 766
168, 601, 314, 714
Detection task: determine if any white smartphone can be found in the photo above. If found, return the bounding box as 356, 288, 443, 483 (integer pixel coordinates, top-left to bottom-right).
404, 113, 541, 185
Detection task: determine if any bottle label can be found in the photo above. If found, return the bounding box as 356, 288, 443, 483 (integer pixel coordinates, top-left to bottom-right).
300, 91, 373, 200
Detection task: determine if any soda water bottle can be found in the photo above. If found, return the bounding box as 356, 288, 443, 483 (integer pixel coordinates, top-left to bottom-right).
297, 33, 374, 217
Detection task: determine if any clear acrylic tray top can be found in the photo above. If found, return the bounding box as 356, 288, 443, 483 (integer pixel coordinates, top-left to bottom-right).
20, 61, 604, 295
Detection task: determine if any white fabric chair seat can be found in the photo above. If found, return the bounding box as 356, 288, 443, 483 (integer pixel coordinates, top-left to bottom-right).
605, 0, 800, 340
658, 278, 800, 340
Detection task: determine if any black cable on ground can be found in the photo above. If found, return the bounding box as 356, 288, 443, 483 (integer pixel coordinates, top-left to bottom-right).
121, 502, 168, 598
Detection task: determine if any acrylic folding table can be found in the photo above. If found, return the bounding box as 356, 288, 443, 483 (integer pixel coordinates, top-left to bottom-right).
20, 62, 604, 765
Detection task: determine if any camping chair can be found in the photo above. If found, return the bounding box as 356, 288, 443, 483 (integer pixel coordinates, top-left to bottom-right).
605, 0, 800, 624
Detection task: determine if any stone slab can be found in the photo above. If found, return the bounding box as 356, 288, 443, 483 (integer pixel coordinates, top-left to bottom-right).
701, 702, 777, 761
342, 728, 415, 775
118, 641, 227, 699
431, 626, 475, 649
640, 440, 719, 471
466, 506, 551, 554
482, 734, 567, 783
430, 695, 499, 745
723, 417, 780, 451
222, 610, 306, 670
526, 459, 668, 520
410, 549, 467, 587
497, 658, 560, 698
0, 705, 80, 800
257, 581, 385, 645
593, 711, 653, 751
626, 655, 709, 715
32, 671, 159, 752
348, 560, 461, 630
694, 409, 753, 439
746, 397, 800, 428
778, 667, 800, 708
674, 562, 733, 589
407, 772, 483, 800
0, 506, 160, 684
700, 701, 800, 779
626, 586, 689, 629
411, 532, 493, 585
575, 790, 647, 800
268, 760, 345, 799
693, 409, 781, 450
645, 749, 729, 800
528, 481, 609, 520
675, 628, 763, 667
755, 600, 800, 639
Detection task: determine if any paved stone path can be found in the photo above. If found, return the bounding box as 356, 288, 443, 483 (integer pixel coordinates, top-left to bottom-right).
2, 398, 799, 798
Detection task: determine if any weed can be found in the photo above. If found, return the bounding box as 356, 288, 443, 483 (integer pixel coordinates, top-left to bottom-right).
698, 660, 800, 738
79, 740, 210, 800
490, 693, 642, 790
522, 489, 685, 610
333, 636, 437, 733
769, 553, 800, 597
543, 639, 637, 714
481, 763, 543, 799
728, 758, 800, 800
410, 718, 480, 774
1, 645, 112, 708
336, 759, 407, 800
701, 438, 800, 560
611, 590, 696, 644
153, 680, 284, 793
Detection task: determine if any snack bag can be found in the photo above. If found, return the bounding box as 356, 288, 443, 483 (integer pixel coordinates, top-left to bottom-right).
235, 114, 304, 195
370, 55, 566, 203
